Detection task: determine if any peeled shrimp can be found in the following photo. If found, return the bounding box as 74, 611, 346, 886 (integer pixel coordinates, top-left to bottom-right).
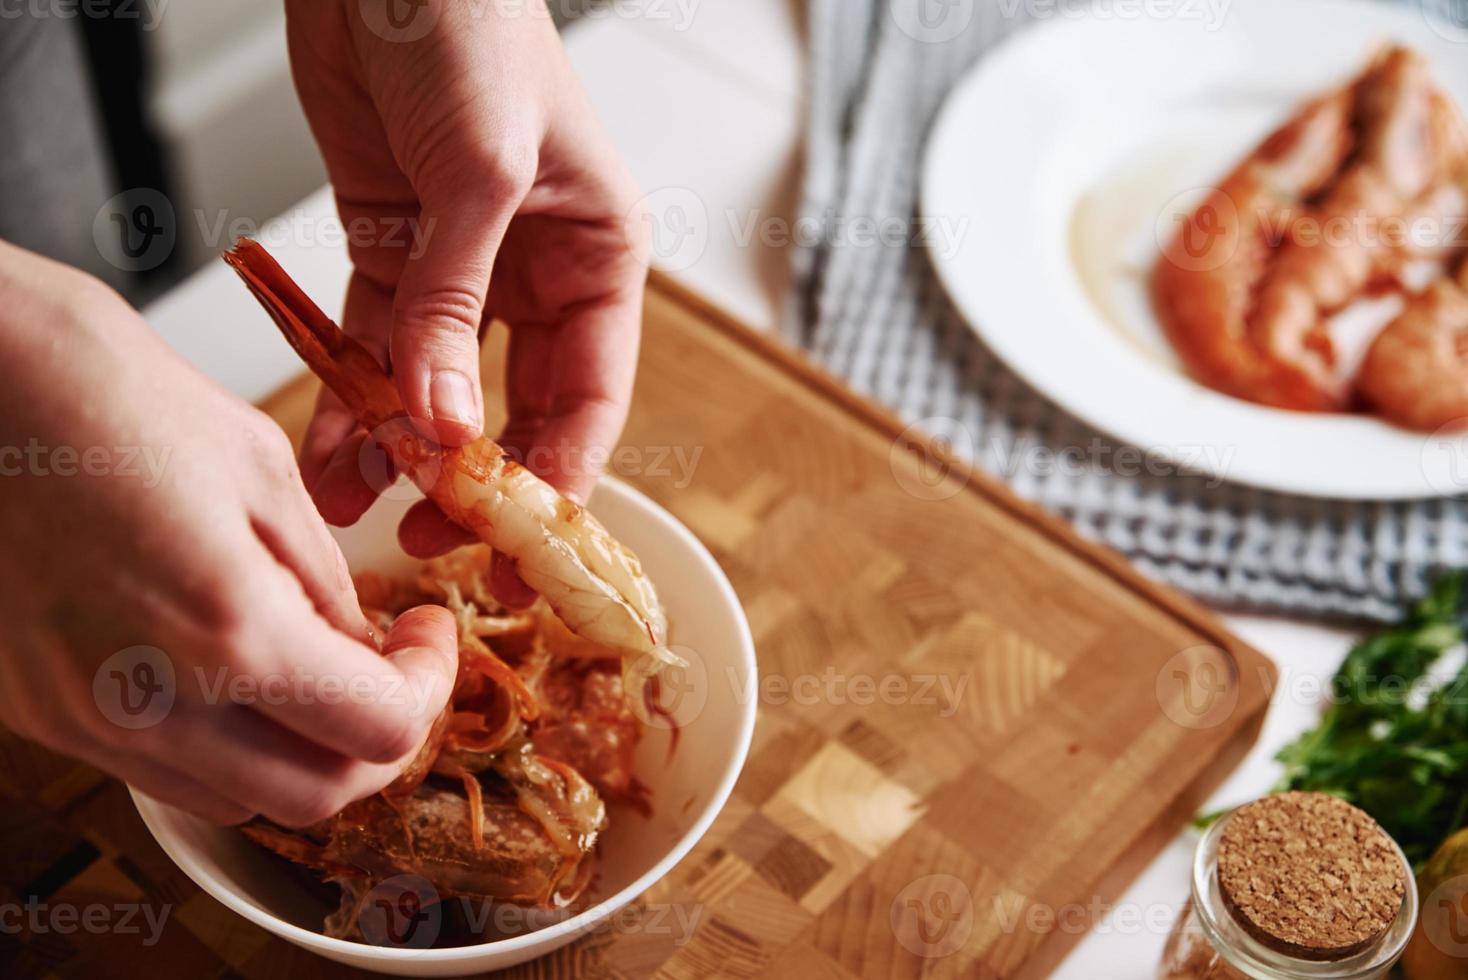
1153, 46, 1468, 415
223, 239, 675, 667
1358, 259, 1468, 431
1153, 83, 1355, 409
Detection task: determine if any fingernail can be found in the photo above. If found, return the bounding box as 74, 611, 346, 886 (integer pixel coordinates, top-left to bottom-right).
430, 371, 478, 427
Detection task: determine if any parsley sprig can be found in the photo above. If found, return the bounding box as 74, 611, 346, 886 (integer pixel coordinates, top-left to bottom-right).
1271, 572, 1468, 869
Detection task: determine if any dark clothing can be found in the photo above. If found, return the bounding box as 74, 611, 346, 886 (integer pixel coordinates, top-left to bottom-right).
0, 13, 119, 287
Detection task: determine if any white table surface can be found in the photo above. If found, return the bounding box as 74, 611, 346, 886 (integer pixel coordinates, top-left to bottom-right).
142, 3, 1360, 974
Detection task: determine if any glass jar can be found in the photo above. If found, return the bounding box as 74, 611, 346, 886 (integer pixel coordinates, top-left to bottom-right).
1158, 801, 1419, 980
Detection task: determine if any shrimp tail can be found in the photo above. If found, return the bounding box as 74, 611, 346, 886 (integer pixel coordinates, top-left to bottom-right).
223, 238, 400, 430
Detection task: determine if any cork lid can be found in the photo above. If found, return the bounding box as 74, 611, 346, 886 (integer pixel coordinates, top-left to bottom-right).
1216, 792, 1407, 961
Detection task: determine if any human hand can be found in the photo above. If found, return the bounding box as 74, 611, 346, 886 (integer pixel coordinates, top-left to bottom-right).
0, 241, 459, 825
285, 0, 649, 604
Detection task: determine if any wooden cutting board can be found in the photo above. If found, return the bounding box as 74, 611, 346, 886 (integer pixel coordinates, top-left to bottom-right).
0, 276, 1276, 979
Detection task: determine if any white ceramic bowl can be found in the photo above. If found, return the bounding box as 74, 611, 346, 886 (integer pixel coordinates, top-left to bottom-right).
130, 479, 756, 976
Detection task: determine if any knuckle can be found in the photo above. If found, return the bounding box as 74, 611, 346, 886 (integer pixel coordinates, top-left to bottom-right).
230, 646, 280, 694
242, 412, 300, 479
412, 111, 536, 196
475, 144, 537, 198
397, 286, 485, 341
358, 707, 423, 764
269, 772, 358, 827
189, 578, 253, 643
199, 619, 272, 689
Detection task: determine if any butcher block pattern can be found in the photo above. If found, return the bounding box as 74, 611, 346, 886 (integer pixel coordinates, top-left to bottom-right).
0, 277, 1275, 978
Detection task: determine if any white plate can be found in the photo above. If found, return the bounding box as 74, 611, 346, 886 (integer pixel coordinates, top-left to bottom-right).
922, 0, 1468, 499
131, 480, 757, 976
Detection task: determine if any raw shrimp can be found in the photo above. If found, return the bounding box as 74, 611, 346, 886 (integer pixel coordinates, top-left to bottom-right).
223, 239, 675, 668
1153, 46, 1468, 415
1358, 259, 1468, 431
240, 545, 651, 945
242, 783, 600, 927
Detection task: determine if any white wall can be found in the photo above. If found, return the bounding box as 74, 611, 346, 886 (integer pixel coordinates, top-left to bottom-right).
142, 2, 597, 273
146, 1, 325, 270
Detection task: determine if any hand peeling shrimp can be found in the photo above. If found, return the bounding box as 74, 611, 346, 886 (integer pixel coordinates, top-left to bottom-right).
1153, 46, 1468, 420
223, 239, 677, 670
241, 546, 659, 944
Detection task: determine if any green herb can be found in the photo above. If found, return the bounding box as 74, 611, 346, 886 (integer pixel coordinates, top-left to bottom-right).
1266, 571, 1468, 870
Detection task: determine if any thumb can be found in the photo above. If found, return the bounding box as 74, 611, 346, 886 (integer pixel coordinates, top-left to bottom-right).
390, 193, 515, 445
379, 604, 461, 748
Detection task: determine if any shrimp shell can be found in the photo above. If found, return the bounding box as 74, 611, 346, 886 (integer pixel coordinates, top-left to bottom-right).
223, 239, 675, 666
